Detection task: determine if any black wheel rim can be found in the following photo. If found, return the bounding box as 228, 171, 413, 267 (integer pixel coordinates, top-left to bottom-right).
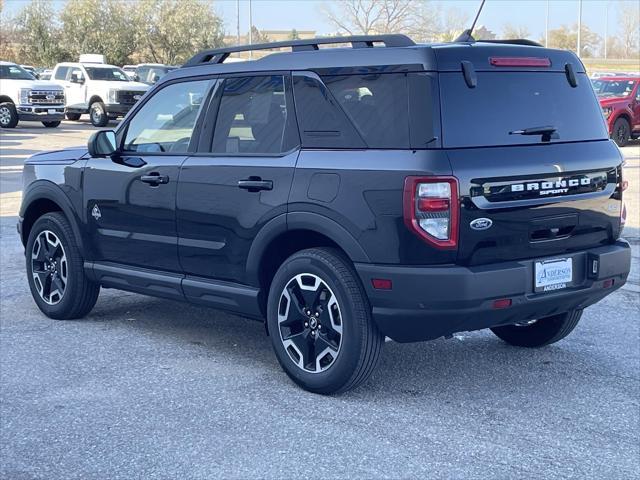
31, 230, 68, 305
0, 106, 11, 126
616, 124, 628, 144
278, 273, 343, 373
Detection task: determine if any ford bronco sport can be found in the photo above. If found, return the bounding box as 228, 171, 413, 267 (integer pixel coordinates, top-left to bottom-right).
19, 35, 631, 394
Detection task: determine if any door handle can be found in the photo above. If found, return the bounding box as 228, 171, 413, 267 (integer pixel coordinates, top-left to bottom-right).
238, 178, 273, 192
140, 173, 169, 185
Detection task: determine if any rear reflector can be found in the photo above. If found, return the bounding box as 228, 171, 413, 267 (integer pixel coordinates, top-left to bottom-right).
490, 57, 551, 67
492, 298, 512, 309
602, 279, 614, 289
372, 279, 393, 290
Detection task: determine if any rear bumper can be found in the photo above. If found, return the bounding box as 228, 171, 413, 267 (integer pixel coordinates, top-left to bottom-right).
356, 241, 631, 343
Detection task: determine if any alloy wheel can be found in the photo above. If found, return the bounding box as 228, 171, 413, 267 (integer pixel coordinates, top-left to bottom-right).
31, 230, 68, 305
0, 106, 11, 126
278, 273, 343, 373
616, 124, 628, 144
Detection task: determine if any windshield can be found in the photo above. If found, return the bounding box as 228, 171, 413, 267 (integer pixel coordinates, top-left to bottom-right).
84, 67, 129, 81
440, 72, 608, 148
0, 64, 35, 80
591, 79, 637, 98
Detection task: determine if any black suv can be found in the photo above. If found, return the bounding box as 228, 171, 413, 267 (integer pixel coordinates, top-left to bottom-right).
19, 35, 631, 394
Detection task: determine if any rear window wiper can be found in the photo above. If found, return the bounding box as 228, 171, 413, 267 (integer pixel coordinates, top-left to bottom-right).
509, 125, 558, 142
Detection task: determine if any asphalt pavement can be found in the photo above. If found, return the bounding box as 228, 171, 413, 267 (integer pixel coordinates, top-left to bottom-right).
1, 121, 639, 479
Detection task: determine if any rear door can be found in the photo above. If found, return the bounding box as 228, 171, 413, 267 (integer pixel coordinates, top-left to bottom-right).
177, 73, 299, 284
437, 60, 623, 266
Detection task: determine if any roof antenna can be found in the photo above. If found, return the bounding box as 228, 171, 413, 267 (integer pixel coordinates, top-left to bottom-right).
454, 0, 486, 43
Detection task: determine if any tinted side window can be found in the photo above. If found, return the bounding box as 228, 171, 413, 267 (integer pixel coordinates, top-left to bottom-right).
124, 80, 211, 153
293, 73, 365, 149
322, 73, 410, 148
54, 66, 69, 80
212, 75, 293, 154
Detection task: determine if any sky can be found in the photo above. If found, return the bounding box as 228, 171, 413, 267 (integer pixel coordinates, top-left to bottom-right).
2, 0, 638, 40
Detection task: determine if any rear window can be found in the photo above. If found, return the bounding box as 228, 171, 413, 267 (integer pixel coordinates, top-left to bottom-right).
440, 72, 608, 148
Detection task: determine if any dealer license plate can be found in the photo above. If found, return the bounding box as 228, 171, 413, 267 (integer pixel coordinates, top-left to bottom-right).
48, 109, 56, 114
534, 258, 573, 292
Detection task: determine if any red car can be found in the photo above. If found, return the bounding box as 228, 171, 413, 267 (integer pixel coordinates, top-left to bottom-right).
591, 76, 640, 146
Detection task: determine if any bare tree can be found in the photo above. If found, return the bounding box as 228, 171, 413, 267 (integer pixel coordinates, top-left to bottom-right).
435, 7, 469, 42
321, 0, 416, 35
502, 23, 531, 39
547, 24, 601, 58
617, 0, 640, 59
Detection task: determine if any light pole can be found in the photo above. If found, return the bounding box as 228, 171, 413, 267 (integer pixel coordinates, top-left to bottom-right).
576, 0, 582, 57
545, 0, 549, 47
604, 1, 609, 59
249, 0, 253, 57
236, 0, 240, 45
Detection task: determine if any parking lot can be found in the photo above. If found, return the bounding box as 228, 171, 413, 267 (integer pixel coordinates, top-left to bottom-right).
1, 121, 639, 478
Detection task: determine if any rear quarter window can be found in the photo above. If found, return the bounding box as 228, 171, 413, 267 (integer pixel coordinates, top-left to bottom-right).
439, 72, 608, 148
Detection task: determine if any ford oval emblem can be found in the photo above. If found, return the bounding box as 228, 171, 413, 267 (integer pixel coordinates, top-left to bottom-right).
470, 218, 493, 231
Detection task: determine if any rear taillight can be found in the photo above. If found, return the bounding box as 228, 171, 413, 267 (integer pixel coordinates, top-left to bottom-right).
403, 176, 459, 249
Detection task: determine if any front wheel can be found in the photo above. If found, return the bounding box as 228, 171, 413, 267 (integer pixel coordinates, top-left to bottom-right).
491, 310, 583, 348
26, 212, 100, 319
267, 248, 384, 394
0, 102, 18, 128
89, 101, 108, 127
42, 121, 61, 128
612, 117, 630, 147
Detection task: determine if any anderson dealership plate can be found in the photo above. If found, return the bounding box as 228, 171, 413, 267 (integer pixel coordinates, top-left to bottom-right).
535, 258, 573, 293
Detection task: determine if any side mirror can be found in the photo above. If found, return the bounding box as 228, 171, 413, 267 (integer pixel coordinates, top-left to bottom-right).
88, 130, 117, 157
133, 74, 140, 82
71, 73, 84, 84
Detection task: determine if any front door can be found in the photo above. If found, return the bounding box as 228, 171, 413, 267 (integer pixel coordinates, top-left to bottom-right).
65, 67, 88, 110
83, 78, 214, 273
177, 74, 300, 284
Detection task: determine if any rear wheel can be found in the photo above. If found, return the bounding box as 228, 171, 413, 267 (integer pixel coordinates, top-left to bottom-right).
26, 212, 100, 319
491, 310, 582, 347
42, 121, 61, 128
89, 101, 108, 127
65, 112, 81, 121
267, 248, 384, 394
0, 102, 18, 128
612, 117, 630, 147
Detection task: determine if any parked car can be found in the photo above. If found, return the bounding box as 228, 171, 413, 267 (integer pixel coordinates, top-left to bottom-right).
592, 76, 640, 146
0, 61, 65, 128
38, 69, 53, 81
51, 56, 149, 127
20, 65, 37, 77
133, 63, 178, 85
122, 64, 137, 80
19, 35, 630, 394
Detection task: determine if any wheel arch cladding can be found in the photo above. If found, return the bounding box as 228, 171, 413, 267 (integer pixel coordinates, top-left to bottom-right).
88, 95, 103, 106
0, 95, 14, 104
246, 212, 370, 313
21, 183, 85, 254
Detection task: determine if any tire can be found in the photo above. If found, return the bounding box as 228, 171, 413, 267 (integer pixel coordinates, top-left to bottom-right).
65, 112, 82, 121
0, 102, 18, 128
612, 117, 630, 147
89, 101, 108, 127
26, 212, 100, 320
42, 121, 61, 128
267, 248, 384, 394
491, 310, 583, 348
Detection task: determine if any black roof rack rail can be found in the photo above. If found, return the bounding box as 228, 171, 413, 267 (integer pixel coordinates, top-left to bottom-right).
480, 39, 543, 47
183, 34, 416, 67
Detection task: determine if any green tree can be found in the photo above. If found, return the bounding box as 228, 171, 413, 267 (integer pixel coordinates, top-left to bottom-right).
60, 0, 137, 65
135, 0, 224, 65
12, 0, 66, 66
548, 24, 601, 58
474, 25, 496, 41
250, 25, 270, 44
289, 28, 300, 40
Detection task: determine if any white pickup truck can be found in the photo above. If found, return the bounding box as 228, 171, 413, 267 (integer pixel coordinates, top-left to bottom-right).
0, 61, 65, 128
51, 56, 149, 127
